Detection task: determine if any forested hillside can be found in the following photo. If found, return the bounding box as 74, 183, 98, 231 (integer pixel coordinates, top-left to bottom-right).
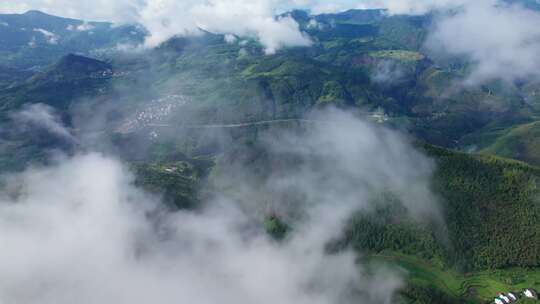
348, 145, 540, 271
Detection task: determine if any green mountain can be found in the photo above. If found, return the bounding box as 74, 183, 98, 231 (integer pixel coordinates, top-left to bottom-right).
0, 54, 113, 172
1, 9, 534, 151
0, 10, 145, 69
0, 53, 112, 114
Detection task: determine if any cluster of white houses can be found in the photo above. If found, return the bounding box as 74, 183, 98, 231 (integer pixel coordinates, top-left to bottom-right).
494, 289, 538, 304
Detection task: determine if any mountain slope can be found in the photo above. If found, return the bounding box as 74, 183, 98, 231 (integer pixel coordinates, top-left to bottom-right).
348, 144, 540, 271
0, 53, 113, 113
0, 65, 32, 89
480, 120, 540, 166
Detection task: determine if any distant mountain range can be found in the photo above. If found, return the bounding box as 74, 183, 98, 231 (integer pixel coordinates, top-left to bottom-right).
0, 10, 145, 69
2, 8, 540, 152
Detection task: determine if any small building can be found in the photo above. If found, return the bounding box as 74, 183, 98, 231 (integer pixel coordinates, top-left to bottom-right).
164, 167, 177, 173
494, 298, 504, 304
523, 288, 538, 299
507, 292, 518, 302
498, 294, 510, 304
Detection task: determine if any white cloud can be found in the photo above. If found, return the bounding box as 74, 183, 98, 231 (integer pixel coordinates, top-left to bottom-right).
353, 0, 470, 15
0, 1, 141, 24
212, 108, 442, 226
224, 34, 237, 44
77, 22, 96, 31
426, 1, 540, 85
306, 19, 323, 30
27, 36, 36, 48
11, 104, 75, 142
0, 0, 312, 54
67, 22, 95, 31
239, 48, 249, 56
0, 108, 440, 304
371, 60, 405, 84
282, 0, 365, 14
33, 28, 60, 44
137, 0, 312, 53
0, 3, 32, 14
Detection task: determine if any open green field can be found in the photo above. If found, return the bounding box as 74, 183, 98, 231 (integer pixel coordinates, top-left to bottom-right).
369, 50, 425, 61
367, 252, 540, 303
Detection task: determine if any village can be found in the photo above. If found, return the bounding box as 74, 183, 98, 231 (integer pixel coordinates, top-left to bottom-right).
494, 288, 538, 304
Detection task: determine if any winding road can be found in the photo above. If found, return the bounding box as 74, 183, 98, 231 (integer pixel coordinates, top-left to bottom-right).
146, 118, 318, 129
